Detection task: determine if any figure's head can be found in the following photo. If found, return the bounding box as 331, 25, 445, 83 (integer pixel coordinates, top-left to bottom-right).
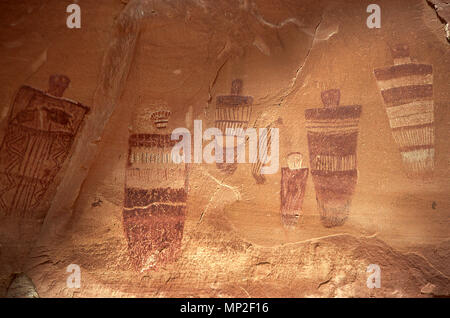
389, 44, 411, 65
133, 99, 171, 133
150, 109, 171, 129
48, 74, 70, 97
389, 43, 410, 59
321, 89, 341, 108
230, 79, 243, 95
287, 152, 303, 170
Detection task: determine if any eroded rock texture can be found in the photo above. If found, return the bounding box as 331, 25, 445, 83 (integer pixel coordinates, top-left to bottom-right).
0, 0, 448, 297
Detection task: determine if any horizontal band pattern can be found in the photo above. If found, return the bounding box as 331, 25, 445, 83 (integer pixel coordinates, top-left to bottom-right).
310, 154, 357, 172
385, 100, 433, 119
374, 61, 435, 178
129, 134, 179, 148
216, 95, 253, 106
124, 187, 187, 208
305, 97, 361, 227
126, 166, 186, 189
215, 120, 249, 132
129, 149, 176, 164
307, 132, 359, 161
376, 74, 432, 91
305, 105, 362, 120
392, 125, 434, 149
380, 84, 433, 107
305, 106, 361, 140
374, 63, 434, 108
215, 104, 251, 133
374, 63, 432, 81
305, 122, 359, 135
388, 111, 434, 129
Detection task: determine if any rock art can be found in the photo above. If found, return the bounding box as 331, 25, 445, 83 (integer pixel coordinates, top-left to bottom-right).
305, 89, 361, 228
123, 104, 187, 271
374, 44, 435, 180
215, 79, 253, 174
280, 152, 309, 227
0, 75, 89, 219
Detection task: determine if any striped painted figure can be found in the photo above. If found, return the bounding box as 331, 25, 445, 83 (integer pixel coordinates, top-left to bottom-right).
374, 44, 435, 180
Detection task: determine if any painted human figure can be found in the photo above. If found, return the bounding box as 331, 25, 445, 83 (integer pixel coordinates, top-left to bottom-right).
215, 79, 253, 174
280, 152, 308, 227
0, 75, 89, 218
305, 89, 362, 227
123, 102, 188, 271
374, 44, 434, 180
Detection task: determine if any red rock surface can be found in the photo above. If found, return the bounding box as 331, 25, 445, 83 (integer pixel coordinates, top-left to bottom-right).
0, 0, 448, 297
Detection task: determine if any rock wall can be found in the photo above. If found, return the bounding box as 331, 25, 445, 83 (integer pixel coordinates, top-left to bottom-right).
0, 0, 448, 297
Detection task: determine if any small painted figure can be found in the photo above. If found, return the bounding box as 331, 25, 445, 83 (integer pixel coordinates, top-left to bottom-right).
215, 79, 252, 174
280, 152, 308, 227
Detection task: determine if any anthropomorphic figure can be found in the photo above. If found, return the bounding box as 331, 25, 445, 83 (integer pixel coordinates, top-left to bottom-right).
304, 89, 362, 227
0, 75, 89, 218
280, 152, 308, 227
374, 44, 434, 180
123, 102, 188, 271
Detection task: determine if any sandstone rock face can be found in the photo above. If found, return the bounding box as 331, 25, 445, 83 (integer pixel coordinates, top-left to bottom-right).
6, 273, 38, 298
0, 0, 448, 297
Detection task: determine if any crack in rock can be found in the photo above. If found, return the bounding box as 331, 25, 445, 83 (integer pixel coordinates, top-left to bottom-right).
197, 170, 242, 224
426, 0, 450, 42
203, 170, 242, 201
249, 1, 304, 30
278, 14, 323, 107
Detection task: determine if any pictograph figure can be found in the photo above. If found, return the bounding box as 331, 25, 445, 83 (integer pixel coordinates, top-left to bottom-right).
280, 152, 308, 227
215, 79, 253, 174
251, 117, 282, 184
305, 89, 362, 228
150, 109, 171, 129
374, 44, 435, 180
0, 75, 89, 218
123, 105, 187, 272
